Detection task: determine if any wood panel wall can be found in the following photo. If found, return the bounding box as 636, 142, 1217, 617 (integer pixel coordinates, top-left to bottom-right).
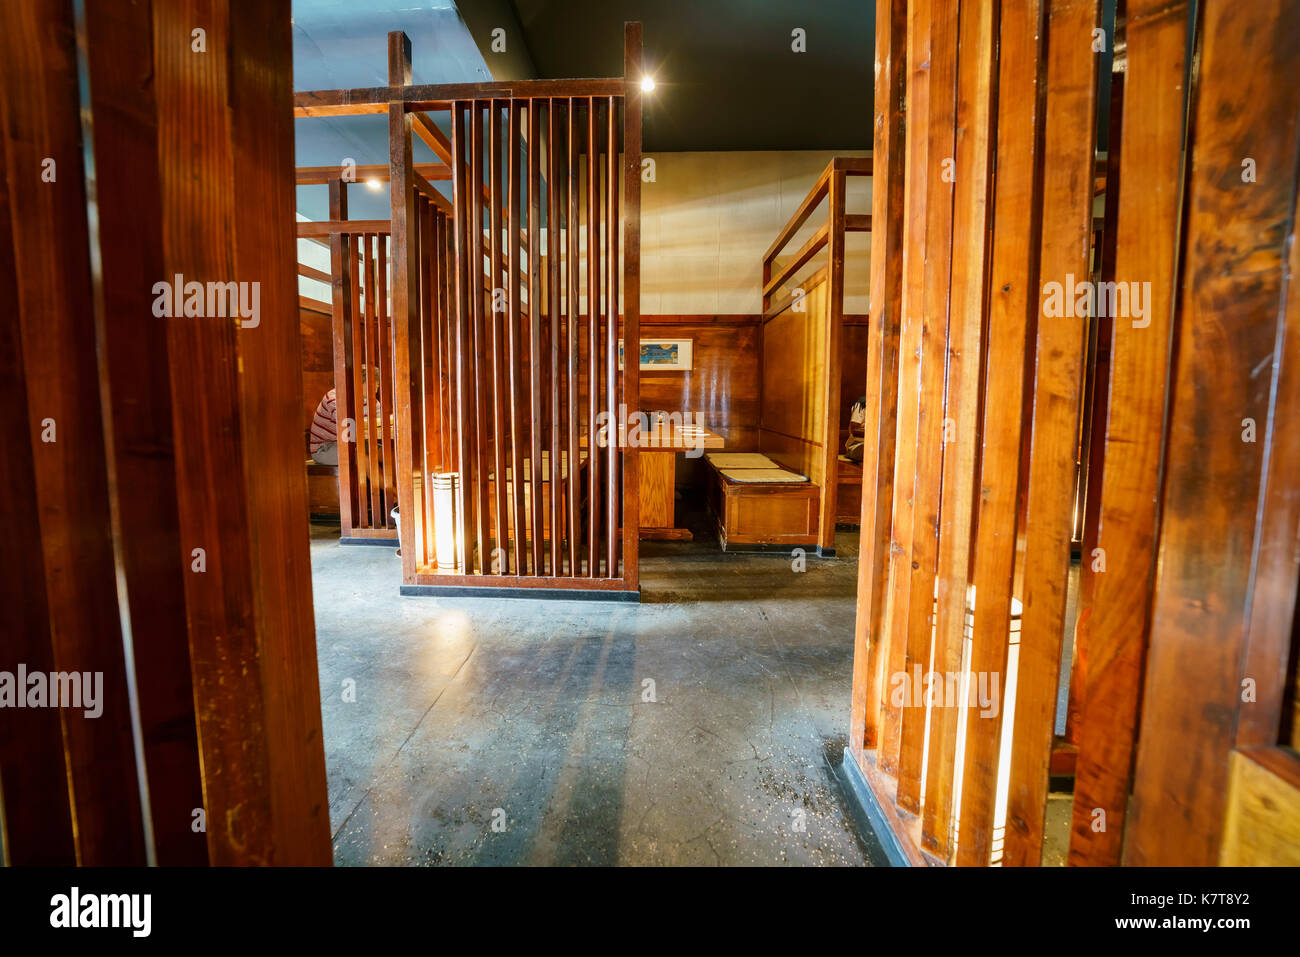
760, 280, 831, 488
0, 0, 330, 866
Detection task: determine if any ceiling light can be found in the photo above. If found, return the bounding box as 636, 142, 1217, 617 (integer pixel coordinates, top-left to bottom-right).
641, 75, 655, 93
366, 178, 383, 191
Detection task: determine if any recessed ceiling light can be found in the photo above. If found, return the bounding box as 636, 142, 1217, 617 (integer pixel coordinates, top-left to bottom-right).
641, 75, 656, 93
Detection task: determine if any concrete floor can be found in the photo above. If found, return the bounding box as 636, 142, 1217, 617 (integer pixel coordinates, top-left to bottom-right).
310, 502, 887, 866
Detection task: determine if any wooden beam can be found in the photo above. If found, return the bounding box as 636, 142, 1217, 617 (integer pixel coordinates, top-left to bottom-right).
294, 78, 628, 117
390, 30, 425, 583
297, 219, 390, 237
296, 163, 448, 184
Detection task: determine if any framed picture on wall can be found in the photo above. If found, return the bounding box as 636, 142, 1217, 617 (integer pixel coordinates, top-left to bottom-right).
618, 338, 693, 372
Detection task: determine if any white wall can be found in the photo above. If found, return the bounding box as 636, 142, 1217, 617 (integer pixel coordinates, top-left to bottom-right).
639, 150, 871, 315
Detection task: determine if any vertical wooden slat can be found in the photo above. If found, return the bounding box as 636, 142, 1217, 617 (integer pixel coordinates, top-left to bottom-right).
0, 0, 146, 864
451, 102, 475, 572
1127, 0, 1300, 865
528, 102, 545, 574
389, 30, 424, 572
376, 232, 394, 524
622, 23, 643, 588
489, 101, 509, 570
77, 0, 210, 864
329, 179, 359, 533
550, 99, 564, 575
1067, 0, 1190, 867
896, 0, 959, 813
606, 96, 620, 576
0, 27, 78, 860
350, 231, 371, 527
507, 100, 527, 573
361, 234, 383, 525
878, 0, 932, 776
922, 0, 996, 861
568, 99, 583, 576
471, 102, 491, 570
851, 0, 907, 757
956, 0, 1047, 867
586, 96, 600, 576
154, 0, 330, 862
819, 169, 848, 558
1003, 0, 1100, 869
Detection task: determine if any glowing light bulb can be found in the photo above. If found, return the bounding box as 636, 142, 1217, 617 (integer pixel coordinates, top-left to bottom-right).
366, 178, 383, 191
641, 75, 656, 93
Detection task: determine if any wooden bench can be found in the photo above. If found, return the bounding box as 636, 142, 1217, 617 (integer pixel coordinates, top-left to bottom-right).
704, 453, 820, 550
306, 458, 340, 520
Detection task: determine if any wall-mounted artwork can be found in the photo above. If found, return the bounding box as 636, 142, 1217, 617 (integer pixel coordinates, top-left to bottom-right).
619, 338, 693, 372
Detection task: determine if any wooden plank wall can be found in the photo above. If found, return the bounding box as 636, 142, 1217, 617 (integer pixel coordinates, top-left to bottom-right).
0, 0, 330, 865
849, 0, 1300, 867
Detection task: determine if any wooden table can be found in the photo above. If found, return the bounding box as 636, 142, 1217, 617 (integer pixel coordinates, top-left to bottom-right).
637, 424, 724, 540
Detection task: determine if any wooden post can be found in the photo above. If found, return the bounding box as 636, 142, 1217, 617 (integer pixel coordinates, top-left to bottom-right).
389, 29, 425, 579
850, 0, 907, 758
329, 178, 360, 534
622, 22, 643, 589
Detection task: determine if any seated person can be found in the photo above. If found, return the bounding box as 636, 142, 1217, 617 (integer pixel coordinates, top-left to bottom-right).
309, 388, 338, 466
310, 367, 380, 467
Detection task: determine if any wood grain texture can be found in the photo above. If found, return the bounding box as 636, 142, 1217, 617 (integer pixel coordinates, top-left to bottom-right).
897, 0, 959, 814
1067, 0, 1188, 867
922, 0, 997, 862
850, 0, 907, 758
878, 0, 933, 778
1127, 0, 1300, 866
0, 79, 76, 863
1004, 0, 1100, 868
0, 0, 146, 865
956, 0, 1047, 867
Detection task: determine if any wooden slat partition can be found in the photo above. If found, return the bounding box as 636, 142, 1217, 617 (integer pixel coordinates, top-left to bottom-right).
849, 0, 1300, 868
1067, 0, 1190, 866
321, 26, 642, 596
1125, 0, 1300, 865
1, 0, 331, 865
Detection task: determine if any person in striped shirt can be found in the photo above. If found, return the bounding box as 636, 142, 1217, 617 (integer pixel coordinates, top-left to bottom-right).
309, 388, 339, 465
310, 367, 380, 466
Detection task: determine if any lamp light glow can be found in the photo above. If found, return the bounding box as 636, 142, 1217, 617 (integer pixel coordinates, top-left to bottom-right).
640, 75, 655, 92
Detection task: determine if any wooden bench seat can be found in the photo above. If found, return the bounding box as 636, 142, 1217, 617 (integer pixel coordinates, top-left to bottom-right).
704, 453, 820, 550
305, 457, 340, 520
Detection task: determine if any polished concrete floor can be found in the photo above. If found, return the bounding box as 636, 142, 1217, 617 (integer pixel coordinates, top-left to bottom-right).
309, 503, 886, 866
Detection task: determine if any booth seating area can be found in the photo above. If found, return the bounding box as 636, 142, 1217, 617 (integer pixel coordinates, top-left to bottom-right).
702, 157, 871, 554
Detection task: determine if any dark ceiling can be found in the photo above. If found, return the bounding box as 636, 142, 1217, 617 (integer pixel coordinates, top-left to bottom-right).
500, 0, 875, 152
